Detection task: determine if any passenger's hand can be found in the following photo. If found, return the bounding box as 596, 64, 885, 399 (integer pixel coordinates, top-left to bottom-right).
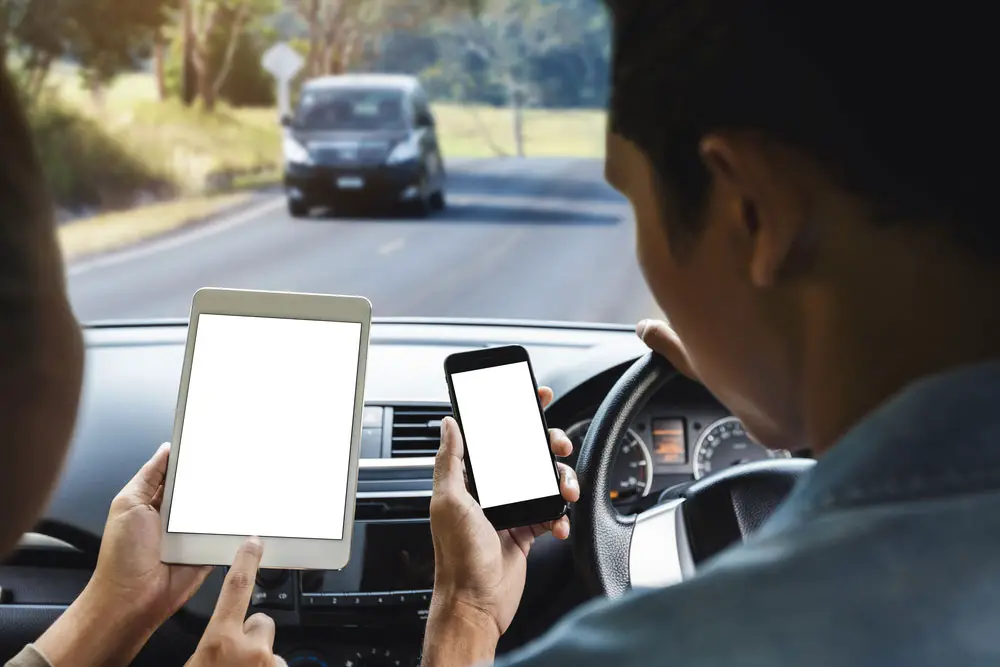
186, 538, 285, 666
35, 444, 213, 667
636, 319, 699, 381
428, 387, 580, 645
89, 443, 212, 629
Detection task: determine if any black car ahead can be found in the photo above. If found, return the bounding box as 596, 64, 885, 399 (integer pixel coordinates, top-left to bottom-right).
281, 74, 447, 218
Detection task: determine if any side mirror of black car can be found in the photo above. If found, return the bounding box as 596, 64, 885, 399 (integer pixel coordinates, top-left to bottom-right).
415, 111, 435, 128
280, 113, 293, 128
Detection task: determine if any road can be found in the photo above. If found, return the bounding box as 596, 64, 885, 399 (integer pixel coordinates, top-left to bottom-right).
68, 158, 659, 324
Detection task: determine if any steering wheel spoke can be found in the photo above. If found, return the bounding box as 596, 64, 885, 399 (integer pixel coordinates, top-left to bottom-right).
629, 498, 695, 590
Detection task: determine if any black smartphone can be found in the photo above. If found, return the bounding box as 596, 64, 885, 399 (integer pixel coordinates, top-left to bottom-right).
443, 345, 567, 530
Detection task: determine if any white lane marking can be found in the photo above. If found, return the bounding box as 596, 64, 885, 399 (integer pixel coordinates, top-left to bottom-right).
67, 197, 285, 277
378, 237, 405, 256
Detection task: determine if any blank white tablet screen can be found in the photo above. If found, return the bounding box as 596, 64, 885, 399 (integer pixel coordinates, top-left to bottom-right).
167, 314, 362, 540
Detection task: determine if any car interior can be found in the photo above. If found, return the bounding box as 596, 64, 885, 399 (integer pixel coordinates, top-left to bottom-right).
0, 319, 815, 666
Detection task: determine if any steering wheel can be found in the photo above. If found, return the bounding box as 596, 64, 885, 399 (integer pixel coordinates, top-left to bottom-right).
572, 352, 816, 598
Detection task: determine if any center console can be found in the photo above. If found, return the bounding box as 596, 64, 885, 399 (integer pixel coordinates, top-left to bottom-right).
248, 519, 435, 666
299, 521, 434, 620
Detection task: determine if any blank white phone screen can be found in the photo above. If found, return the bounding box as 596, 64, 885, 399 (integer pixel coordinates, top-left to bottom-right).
450, 361, 558, 509
167, 314, 362, 540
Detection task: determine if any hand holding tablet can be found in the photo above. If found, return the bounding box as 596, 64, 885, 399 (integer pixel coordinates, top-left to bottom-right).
159, 288, 372, 570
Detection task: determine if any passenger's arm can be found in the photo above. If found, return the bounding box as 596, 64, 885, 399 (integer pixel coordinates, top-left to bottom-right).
30, 445, 212, 667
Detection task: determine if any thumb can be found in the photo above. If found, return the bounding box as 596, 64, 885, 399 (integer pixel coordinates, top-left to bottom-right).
636, 319, 697, 380
433, 417, 467, 495
120, 442, 171, 506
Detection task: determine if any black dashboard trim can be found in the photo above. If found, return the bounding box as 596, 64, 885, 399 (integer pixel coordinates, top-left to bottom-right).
81, 317, 637, 332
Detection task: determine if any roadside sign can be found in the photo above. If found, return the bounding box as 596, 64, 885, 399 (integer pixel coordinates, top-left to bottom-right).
261, 42, 304, 116
262, 42, 303, 80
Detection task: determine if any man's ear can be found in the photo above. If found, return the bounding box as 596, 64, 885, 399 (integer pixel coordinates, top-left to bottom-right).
699, 133, 813, 287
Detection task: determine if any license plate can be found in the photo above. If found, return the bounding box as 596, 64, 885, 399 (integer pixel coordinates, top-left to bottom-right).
337, 176, 364, 189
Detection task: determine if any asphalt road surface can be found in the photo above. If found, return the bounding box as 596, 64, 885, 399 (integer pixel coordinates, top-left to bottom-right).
68, 158, 659, 324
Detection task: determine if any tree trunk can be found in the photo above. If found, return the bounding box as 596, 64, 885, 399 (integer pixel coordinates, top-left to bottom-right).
305, 0, 322, 76
212, 6, 249, 99
180, 0, 195, 105
510, 85, 525, 157
196, 57, 215, 112
190, 2, 221, 112
153, 36, 167, 101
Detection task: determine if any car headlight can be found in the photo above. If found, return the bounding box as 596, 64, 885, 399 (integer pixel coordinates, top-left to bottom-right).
386, 135, 421, 165
283, 136, 312, 165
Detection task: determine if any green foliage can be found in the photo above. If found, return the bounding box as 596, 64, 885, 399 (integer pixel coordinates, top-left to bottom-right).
375, 0, 610, 108
1, 0, 176, 87
23, 95, 171, 212
164, 21, 275, 107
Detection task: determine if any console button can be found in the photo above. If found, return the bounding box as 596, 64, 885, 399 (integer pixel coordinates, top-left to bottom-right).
255, 569, 289, 589
251, 585, 295, 610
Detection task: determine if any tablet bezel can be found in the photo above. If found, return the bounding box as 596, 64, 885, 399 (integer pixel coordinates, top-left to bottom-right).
159, 287, 372, 570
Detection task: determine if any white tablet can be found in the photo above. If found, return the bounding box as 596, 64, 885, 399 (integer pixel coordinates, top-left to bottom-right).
159, 288, 372, 570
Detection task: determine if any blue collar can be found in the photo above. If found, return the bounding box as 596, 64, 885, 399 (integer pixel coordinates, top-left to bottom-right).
761, 361, 1000, 536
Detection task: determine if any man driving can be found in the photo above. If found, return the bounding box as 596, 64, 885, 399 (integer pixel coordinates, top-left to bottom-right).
420, 1, 1000, 666
3, 0, 999, 665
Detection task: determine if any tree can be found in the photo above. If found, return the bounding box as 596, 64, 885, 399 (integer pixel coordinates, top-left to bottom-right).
448, 0, 583, 156
188, 0, 276, 111
292, 0, 471, 77
1, 0, 176, 100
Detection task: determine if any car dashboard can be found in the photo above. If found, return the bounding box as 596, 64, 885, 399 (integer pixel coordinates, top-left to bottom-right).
0, 318, 750, 666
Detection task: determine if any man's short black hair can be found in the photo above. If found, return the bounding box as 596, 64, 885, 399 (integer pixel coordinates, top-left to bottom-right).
606, 1, 995, 258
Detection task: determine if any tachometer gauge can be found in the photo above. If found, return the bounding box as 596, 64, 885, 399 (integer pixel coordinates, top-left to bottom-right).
565, 419, 653, 503
692, 416, 790, 480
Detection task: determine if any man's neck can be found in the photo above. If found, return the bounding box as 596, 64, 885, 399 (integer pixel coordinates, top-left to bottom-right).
801, 244, 1000, 456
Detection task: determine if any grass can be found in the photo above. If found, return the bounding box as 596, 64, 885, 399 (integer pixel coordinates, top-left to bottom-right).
51, 67, 606, 163
57, 192, 254, 261
49, 67, 281, 196
432, 105, 606, 158
36, 68, 604, 259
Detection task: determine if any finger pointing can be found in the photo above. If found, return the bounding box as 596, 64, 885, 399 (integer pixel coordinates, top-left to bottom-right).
211, 537, 263, 627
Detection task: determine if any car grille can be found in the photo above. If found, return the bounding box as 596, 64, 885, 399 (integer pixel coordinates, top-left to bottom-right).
311, 143, 391, 167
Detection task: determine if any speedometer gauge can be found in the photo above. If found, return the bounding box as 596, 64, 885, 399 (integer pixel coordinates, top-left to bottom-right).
565, 419, 653, 503
692, 416, 790, 480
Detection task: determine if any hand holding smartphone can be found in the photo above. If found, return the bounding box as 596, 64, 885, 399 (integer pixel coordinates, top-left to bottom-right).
444, 345, 568, 530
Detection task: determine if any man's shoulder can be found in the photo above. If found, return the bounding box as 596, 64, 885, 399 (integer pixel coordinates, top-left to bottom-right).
500, 489, 1000, 667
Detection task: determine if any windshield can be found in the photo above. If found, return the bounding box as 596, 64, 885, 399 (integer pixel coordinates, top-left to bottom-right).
295, 88, 408, 131
12, 0, 652, 325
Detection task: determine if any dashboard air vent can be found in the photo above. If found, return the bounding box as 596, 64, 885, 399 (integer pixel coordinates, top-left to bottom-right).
391, 406, 452, 457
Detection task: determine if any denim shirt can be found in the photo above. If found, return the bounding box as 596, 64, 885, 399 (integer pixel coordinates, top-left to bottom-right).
497, 363, 1000, 666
